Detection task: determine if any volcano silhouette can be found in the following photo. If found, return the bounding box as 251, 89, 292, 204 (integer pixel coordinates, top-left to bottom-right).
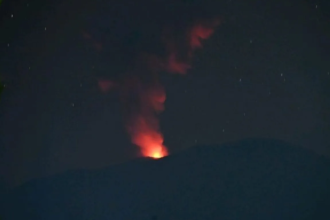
1, 138, 330, 220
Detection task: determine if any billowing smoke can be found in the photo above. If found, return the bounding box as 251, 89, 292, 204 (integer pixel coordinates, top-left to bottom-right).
94, 11, 220, 158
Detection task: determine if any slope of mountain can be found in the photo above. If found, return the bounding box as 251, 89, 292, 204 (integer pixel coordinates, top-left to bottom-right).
2, 138, 330, 220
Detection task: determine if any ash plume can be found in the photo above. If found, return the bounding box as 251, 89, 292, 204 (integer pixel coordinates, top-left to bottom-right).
91, 2, 220, 158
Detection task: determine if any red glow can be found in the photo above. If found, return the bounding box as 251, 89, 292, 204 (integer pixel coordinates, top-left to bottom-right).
104, 19, 219, 159
164, 19, 220, 74
131, 122, 168, 159
134, 131, 168, 159
189, 20, 220, 49
98, 80, 116, 93
121, 76, 168, 159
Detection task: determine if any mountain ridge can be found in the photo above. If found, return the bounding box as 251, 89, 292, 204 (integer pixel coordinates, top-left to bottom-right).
2, 138, 330, 220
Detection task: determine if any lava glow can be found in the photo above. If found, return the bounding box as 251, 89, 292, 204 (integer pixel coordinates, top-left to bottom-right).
136, 134, 168, 159
98, 18, 219, 159
147, 144, 168, 159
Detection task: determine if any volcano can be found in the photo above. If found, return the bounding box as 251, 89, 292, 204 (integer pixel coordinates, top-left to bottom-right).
1, 138, 330, 220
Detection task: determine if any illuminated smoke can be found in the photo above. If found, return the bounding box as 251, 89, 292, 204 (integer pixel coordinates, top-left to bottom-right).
98, 80, 116, 93
99, 18, 220, 159
164, 19, 220, 74
119, 55, 168, 158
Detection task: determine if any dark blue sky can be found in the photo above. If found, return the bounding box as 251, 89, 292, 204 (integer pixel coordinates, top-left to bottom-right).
0, 0, 329, 187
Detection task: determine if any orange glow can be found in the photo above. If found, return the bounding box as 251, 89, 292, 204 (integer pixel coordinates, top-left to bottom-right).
151, 151, 163, 159
137, 132, 168, 159
105, 19, 219, 159
123, 89, 168, 159
132, 128, 168, 158
147, 144, 168, 159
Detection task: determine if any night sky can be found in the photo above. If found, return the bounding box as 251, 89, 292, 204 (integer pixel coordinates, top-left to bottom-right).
0, 0, 329, 188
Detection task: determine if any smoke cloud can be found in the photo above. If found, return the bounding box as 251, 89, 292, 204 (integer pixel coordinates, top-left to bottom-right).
93, 5, 220, 158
